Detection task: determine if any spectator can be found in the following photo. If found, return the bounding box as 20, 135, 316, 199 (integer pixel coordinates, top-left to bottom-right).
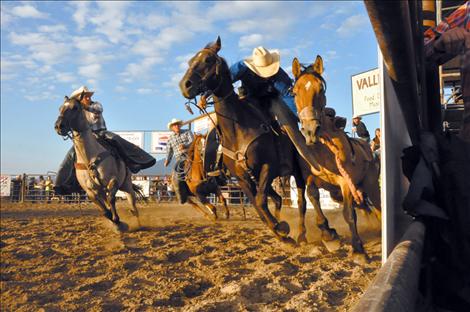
424, 2, 469, 140
11, 175, 22, 202
371, 128, 381, 160
27, 176, 36, 201
45, 176, 53, 203
37, 175, 46, 202
352, 115, 370, 142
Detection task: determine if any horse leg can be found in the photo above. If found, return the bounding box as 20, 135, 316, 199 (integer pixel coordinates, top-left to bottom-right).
294, 176, 308, 245
106, 178, 120, 224
119, 176, 141, 227
256, 164, 295, 245
267, 185, 282, 220
362, 167, 382, 222
88, 192, 112, 220
341, 183, 368, 264
187, 196, 217, 221
216, 187, 229, 219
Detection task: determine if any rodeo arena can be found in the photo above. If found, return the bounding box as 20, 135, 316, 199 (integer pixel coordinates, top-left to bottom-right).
1, 1, 469, 311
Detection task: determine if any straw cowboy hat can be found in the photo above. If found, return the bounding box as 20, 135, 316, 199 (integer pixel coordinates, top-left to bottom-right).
70, 86, 94, 100
167, 118, 183, 130
244, 46, 280, 78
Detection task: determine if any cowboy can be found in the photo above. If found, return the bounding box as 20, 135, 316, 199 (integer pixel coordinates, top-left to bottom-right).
229, 46, 323, 170
164, 118, 194, 203
54, 86, 155, 195
351, 115, 370, 143
196, 46, 323, 172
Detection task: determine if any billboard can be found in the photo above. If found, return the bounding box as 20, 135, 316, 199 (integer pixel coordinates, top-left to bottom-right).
193, 113, 217, 133
117, 180, 150, 198
151, 131, 172, 154
1, 175, 11, 196
114, 131, 144, 149
351, 68, 381, 116
289, 177, 340, 210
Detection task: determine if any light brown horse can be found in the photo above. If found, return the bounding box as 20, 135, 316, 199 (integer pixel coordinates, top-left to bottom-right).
182, 133, 232, 220
291, 55, 381, 263
55, 95, 142, 231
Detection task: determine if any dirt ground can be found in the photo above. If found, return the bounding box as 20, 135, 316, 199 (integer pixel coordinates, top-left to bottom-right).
0, 200, 381, 311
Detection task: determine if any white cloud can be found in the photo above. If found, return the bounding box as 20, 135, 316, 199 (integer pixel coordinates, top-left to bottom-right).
121, 57, 163, 82
9, 32, 70, 65
38, 24, 67, 33
89, 2, 130, 44
79, 63, 102, 79
11, 4, 48, 19
1, 5, 14, 27
127, 12, 169, 30
337, 14, 369, 37
56, 72, 76, 83
71, 1, 89, 30
137, 88, 155, 95
73, 36, 110, 53
238, 34, 264, 50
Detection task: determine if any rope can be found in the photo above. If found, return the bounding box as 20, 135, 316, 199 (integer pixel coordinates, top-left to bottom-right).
319, 135, 363, 205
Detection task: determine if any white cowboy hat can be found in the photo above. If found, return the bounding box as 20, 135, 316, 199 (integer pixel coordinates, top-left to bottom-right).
167, 118, 183, 130
243, 46, 280, 78
352, 115, 362, 119
70, 86, 94, 99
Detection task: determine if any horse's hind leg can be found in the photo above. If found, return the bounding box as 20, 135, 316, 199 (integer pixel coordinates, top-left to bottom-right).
362, 167, 382, 222
341, 184, 368, 264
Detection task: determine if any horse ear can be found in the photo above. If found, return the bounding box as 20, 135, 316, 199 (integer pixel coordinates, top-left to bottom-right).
213, 36, 221, 53
313, 55, 323, 75
292, 58, 301, 79
64, 96, 69, 101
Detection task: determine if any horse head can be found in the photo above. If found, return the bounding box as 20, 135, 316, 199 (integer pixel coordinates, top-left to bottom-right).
291, 55, 327, 145
54, 94, 89, 137
179, 36, 229, 99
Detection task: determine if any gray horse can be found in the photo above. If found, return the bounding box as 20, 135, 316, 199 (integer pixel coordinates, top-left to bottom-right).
55, 94, 141, 231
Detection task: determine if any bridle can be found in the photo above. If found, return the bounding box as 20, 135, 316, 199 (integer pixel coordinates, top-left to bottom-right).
293, 66, 327, 124
57, 99, 89, 140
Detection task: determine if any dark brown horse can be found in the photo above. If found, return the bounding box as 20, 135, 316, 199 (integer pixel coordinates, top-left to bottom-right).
182, 133, 232, 220
291, 55, 381, 263
179, 37, 306, 245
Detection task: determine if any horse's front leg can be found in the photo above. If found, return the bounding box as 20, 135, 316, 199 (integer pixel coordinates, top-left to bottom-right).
256, 164, 296, 245
106, 178, 120, 224
216, 187, 229, 219
267, 185, 282, 220
341, 182, 368, 264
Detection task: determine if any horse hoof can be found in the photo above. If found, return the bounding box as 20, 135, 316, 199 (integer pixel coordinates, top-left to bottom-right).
281, 236, 298, 246
274, 221, 290, 237
352, 252, 370, 265
297, 233, 308, 245
322, 238, 341, 252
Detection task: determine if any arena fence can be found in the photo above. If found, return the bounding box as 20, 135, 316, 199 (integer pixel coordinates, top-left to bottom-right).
1, 174, 292, 206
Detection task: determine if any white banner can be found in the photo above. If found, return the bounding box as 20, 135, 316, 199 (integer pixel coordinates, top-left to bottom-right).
290, 176, 340, 210
117, 180, 150, 198
1, 175, 11, 197
114, 131, 144, 149
150, 131, 172, 154
193, 113, 216, 133
351, 68, 380, 116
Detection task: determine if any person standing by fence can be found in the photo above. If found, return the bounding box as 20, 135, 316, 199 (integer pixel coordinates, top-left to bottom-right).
351, 115, 370, 142
45, 176, 53, 203
164, 118, 194, 204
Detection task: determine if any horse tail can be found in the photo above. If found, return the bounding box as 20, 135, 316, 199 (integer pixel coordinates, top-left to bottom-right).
132, 183, 148, 203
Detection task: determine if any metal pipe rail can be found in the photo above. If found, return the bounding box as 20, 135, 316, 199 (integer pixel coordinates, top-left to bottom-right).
352, 221, 425, 312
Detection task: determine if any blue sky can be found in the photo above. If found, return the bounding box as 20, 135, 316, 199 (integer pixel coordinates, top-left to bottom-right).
1, 1, 379, 174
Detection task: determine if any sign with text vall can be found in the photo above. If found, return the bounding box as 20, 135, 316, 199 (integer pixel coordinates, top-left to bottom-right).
351, 68, 380, 117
